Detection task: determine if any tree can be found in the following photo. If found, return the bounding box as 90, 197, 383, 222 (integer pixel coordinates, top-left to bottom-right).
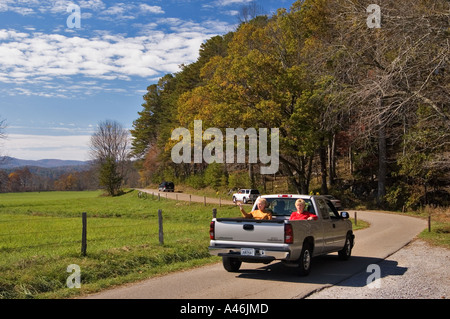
238, 1, 266, 24
98, 156, 123, 196
55, 173, 78, 191
8, 172, 21, 192
130, 33, 233, 183
0, 170, 8, 193
131, 0, 449, 207
90, 120, 129, 196
296, 0, 449, 206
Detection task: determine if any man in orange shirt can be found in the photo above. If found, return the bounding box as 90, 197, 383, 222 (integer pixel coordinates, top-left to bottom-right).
289, 198, 318, 221
237, 198, 272, 220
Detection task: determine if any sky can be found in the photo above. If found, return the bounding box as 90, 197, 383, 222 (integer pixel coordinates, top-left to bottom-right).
0, 0, 292, 161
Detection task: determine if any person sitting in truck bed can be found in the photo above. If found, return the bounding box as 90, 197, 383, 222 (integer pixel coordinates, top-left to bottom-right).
289, 199, 318, 221
237, 198, 272, 220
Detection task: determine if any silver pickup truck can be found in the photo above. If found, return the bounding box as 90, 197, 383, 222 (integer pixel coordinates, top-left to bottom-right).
209, 194, 355, 276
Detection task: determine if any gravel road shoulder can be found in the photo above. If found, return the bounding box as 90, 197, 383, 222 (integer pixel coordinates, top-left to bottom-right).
307, 239, 449, 299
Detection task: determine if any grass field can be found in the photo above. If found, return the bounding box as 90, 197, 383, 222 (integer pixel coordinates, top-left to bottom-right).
417, 206, 450, 248
0, 190, 240, 299
0, 190, 370, 299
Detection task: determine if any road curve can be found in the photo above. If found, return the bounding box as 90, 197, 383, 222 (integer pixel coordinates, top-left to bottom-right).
85, 204, 426, 299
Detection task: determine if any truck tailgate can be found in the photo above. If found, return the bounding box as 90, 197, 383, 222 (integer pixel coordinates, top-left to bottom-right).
214, 218, 285, 243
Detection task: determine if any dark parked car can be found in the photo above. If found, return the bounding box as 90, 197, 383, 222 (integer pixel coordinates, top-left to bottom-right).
158, 181, 175, 192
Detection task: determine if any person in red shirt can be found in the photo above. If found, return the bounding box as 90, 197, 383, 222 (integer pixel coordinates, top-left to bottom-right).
289, 199, 318, 221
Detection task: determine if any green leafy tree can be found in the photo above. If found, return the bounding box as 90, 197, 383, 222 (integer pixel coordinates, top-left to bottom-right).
90, 120, 129, 196
99, 157, 123, 196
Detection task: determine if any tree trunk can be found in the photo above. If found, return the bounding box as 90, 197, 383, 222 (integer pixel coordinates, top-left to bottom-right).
328, 134, 336, 187
319, 141, 328, 195
377, 121, 387, 207
248, 163, 255, 188
349, 145, 353, 176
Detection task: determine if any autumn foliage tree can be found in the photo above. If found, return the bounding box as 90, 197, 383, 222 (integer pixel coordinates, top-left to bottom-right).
131, 0, 449, 209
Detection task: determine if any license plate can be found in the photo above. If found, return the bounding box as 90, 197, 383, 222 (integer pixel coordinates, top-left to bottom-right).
241, 248, 255, 256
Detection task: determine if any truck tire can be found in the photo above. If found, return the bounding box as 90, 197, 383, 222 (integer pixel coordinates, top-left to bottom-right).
243, 197, 247, 204
222, 257, 242, 272
232, 196, 237, 203
298, 243, 312, 276
338, 234, 352, 260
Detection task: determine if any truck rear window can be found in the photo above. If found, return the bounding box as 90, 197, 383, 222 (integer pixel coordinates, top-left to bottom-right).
264, 198, 315, 216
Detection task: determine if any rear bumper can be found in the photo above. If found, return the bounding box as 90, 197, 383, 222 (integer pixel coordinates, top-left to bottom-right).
209, 246, 290, 261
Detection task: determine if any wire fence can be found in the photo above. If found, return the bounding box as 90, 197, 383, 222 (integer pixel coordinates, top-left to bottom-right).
0, 207, 218, 257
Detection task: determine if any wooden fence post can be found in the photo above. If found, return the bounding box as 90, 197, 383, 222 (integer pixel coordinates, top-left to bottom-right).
213, 208, 217, 219
158, 209, 164, 245
354, 211, 357, 226
81, 212, 87, 256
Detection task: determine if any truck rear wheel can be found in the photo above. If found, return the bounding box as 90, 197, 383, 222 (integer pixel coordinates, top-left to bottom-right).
298, 243, 312, 276
222, 257, 242, 272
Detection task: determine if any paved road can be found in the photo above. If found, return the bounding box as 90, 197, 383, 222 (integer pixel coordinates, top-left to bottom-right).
85, 194, 427, 299
136, 188, 236, 206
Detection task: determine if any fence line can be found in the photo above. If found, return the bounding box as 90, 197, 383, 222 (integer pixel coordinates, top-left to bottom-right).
0, 208, 220, 256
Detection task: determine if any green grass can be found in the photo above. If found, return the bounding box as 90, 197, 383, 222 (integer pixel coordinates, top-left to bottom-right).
0, 190, 238, 299
416, 206, 450, 248
419, 222, 450, 248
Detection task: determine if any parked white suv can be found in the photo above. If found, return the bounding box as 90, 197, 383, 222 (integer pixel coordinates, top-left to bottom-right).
232, 189, 261, 204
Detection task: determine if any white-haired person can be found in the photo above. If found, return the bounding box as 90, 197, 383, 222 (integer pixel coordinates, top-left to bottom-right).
289, 198, 318, 221
237, 198, 272, 220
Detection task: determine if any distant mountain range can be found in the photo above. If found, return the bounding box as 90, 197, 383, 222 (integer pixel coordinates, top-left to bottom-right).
0, 157, 89, 169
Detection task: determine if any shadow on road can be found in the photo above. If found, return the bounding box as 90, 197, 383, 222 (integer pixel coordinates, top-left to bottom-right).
234, 254, 407, 288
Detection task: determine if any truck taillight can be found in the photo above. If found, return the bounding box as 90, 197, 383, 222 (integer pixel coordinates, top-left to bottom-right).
209, 221, 215, 240
285, 224, 293, 244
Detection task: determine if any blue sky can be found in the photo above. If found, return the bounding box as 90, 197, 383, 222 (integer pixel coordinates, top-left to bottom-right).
0, 0, 292, 161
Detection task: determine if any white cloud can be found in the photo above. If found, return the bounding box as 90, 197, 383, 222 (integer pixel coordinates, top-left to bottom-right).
0, 1, 235, 98
99, 3, 164, 20
139, 4, 164, 14
0, 0, 105, 15
0, 18, 232, 96
101, 3, 135, 19
214, 0, 254, 7
2, 134, 92, 161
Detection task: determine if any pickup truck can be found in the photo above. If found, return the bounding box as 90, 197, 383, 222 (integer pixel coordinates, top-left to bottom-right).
209, 194, 355, 276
